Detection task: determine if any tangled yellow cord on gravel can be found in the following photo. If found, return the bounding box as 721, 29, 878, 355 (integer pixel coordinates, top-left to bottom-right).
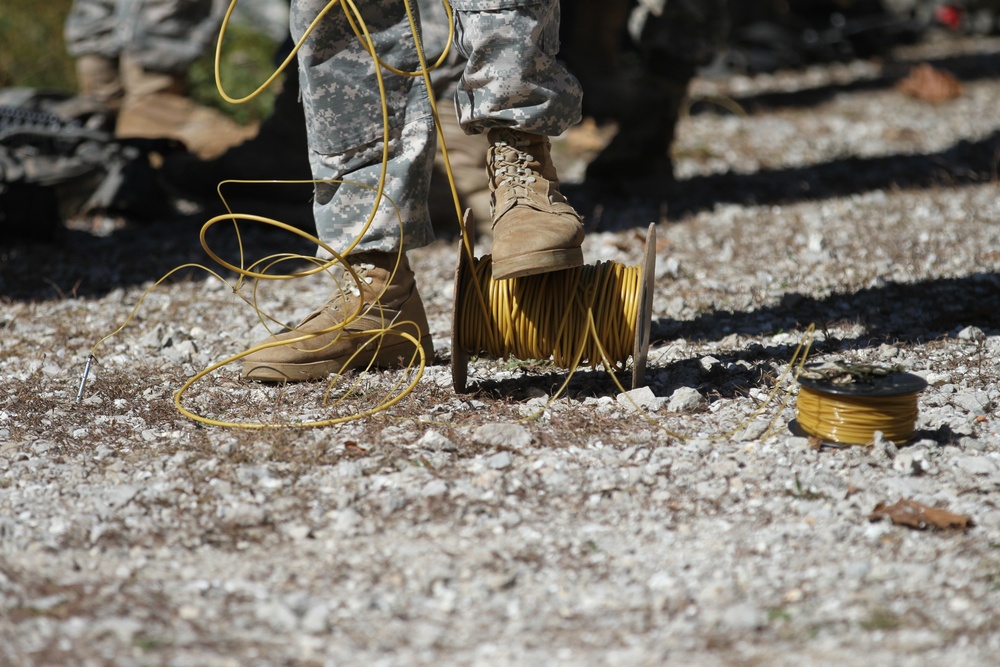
81, 0, 454, 428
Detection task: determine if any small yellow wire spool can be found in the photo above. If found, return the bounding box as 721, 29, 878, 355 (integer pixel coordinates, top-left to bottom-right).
794, 362, 928, 445
451, 213, 656, 393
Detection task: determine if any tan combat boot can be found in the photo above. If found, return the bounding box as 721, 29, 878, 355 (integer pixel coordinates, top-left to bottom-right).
116, 56, 256, 160
241, 251, 434, 382
75, 54, 124, 111
487, 128, 584, 280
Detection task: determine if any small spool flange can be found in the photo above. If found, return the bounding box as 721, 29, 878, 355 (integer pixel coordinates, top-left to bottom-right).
632, 222, 656, 389
796, 363, 928, 398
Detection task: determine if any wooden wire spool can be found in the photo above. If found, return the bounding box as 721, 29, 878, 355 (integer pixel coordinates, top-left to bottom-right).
452, 213, 656, 393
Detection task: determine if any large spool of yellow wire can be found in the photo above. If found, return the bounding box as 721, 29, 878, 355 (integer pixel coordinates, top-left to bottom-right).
794, 362, 927, 445
451, 217, 656, 393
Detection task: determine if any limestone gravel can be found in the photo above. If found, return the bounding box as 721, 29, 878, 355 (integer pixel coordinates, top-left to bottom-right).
2, 34, 1000, 667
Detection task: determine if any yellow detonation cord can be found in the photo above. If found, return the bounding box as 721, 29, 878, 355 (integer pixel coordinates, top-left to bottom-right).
459, 259, 641, 370
796, 386, 921, 445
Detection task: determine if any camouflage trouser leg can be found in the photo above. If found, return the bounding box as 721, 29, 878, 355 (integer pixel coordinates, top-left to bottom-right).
292, 0, 435, 255
306, 111, 437, 256
294, 0, 580, 253
450, 0, 583, 136
65, 0, 123, 60
584, 0, 731, 193
64, 0, 219, 73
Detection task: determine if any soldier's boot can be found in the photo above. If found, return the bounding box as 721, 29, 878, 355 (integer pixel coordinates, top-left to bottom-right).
487, 128, 585, 280
116, 55, 256, 160
428, 100, 491, 234
75, 54, 124, 111
158, 72, 312, 201
241, 251, 435, 382
585, 74, 689, 199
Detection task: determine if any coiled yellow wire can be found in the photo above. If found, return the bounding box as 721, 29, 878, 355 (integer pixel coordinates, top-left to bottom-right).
458, 257, 641, 370
796, 385, 920, 445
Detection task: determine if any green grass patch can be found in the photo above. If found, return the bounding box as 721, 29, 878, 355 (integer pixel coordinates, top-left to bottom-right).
861, 607, 903, 631
188, 21, 281, 125
0, 0, 76, 89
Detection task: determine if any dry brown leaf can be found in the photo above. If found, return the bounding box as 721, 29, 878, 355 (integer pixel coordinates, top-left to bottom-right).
895, 64, 963, 103
868, 499, 973, 531
344, 440, 368, 455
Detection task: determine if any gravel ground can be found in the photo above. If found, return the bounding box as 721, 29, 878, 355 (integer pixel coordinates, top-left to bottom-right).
3, 34, 1000, 667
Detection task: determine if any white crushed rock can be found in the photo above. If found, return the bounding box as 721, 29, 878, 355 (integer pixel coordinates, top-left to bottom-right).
2, 35, 1000, 667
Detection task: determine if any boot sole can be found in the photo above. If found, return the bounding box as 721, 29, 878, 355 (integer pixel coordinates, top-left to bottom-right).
491, 247, 584, 281
242, 335, 434, 382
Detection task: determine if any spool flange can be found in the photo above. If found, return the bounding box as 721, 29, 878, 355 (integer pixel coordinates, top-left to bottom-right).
451, 210, 475, 393
796, 362, 928, 398
632, 223, 656, 389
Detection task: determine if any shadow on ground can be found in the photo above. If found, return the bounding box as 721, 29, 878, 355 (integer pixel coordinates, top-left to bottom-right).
464, 271, 1000, 401
657, 272, 1000, 347
569, 129, 1000, 229
571, 43, 1000, 228
695, 47, 1000, 116
0, 200, 316, 301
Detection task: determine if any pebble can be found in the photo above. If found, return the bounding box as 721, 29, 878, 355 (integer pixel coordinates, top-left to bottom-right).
616, 386, 658, 411
954, 456, 998, 477
667, 387, 704, 413
5, 36, 1000, 667
486, 451, 513, 470
893, 446, 932, 475
952, 391, 992, 417
957, 326, 986, 342
720, 603, 766, 631
472, 423, 532, 452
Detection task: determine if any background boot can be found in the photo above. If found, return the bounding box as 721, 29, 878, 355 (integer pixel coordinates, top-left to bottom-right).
158, 71, 312, 202
116, 56, 256, 160
242, 252, 434, 382
584, 74, 689, 200
74, 54, 124, 111
487, 129, 584, 280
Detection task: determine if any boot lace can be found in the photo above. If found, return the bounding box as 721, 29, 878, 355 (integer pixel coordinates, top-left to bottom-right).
492, 139, 539, 195
327, 261, 376, 311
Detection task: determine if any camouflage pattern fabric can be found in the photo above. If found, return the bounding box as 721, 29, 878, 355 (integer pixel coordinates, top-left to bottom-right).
64, 0, 221, 73
291, 0, 582, 254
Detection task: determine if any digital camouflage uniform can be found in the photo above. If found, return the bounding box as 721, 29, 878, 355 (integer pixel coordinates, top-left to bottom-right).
291, 0, 583, 255
64, 0, 221, 74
